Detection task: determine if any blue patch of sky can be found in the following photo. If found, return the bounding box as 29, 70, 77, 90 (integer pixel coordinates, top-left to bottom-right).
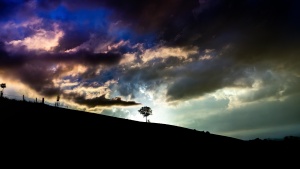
111, 28, 132, 41
36, 5, 157, 46
95, 69, 119, 84
140, 32, 159, 49
107, 22, 158, 48
0, 0, 34, 22
37, 5, 111, 30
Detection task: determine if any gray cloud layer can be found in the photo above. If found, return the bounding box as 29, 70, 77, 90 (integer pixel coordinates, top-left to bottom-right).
64, 94, 140, 108
186, 94, 300, 140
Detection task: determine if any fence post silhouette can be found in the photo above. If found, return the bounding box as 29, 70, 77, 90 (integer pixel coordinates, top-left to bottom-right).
0, 91, 2, 98
36, 98, 37, 103
23, 95, 25, 101
42, 98, 44, 104
56, 95, 60, 107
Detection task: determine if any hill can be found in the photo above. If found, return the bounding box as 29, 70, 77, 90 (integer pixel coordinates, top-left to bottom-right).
1, 97, 299, 162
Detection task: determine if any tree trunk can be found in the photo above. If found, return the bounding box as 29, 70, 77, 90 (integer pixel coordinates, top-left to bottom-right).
146, 116, 147, 122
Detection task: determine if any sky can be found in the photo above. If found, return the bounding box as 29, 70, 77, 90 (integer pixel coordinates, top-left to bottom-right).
1, 0, 300, 140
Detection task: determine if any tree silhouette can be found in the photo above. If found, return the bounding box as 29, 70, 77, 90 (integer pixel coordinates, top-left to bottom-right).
138, 106, 152, 122
1, 83, 6, 97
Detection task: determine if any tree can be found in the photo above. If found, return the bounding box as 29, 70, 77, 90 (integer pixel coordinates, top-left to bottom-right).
1, 83, 6, 97
138, 106, 152, 122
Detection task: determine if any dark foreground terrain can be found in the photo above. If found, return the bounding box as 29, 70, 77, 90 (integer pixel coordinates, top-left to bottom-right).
1, 97, 299, 164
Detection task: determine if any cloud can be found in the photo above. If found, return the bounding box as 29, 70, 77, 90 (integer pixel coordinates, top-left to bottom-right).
66, 93, 140, 108
140, 46, 198, 63
8, 23, 64, 51
111, 49, 227, 102
166, 58, 232, 102
1, 0, 300, 112
13, 61, 61, 97
103, 0, 300, 103
0, 43, 123, 98
1, 45, 123, 67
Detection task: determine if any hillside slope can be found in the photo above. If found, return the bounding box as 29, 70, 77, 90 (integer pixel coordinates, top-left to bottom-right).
1, 97, 241, 139
1, 97, 299, 159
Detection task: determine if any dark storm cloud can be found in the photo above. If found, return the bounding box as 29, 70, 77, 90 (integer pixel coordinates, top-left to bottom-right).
0, 44, 122, 97
176, 0, 300, 66
0, 49, 65, 97
102, 0, 300, 68
65, 93, 140, 108
14, 61, 61, 97
122, 56, 185, 82
6, 0, 300, 50
41, 0, 300, 66
166, 59, 300, 102
112, 0, 300, 102
51, 50, 122, 66
56, 0, 299, 102
0, 43, 26, 69
117, 54, 244, 102
118, 52, 300, 102
0, 49, 60, 97
164, 57, 249, 101
167, 61, 231, 101
0, 46, 122, 67
77, 67, 121, 90
115, 0, 300, 103
117, 56, 187, 97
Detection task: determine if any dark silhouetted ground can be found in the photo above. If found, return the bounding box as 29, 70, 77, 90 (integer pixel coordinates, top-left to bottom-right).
1, 97, 299, 165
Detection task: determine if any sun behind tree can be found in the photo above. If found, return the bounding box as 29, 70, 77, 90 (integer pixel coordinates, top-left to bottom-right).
138, 106, 152, 123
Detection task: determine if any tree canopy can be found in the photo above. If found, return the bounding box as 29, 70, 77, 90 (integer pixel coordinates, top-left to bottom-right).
138, 106, 152, 122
